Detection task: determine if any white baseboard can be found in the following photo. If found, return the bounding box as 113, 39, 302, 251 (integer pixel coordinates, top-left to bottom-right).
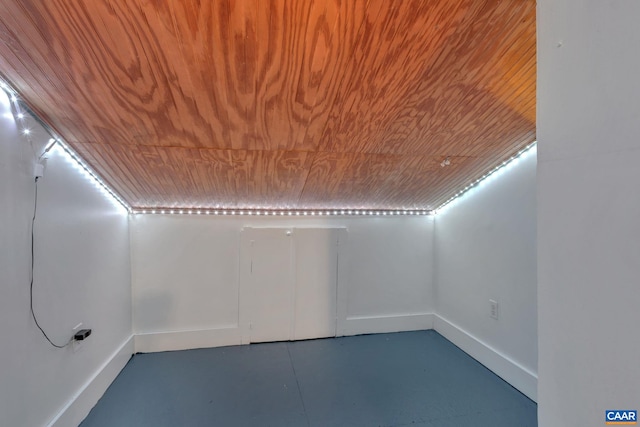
339, 313, 434, 336
48, 335, 134, 427
135, 326, 241, 353
136, 315, 435, 353
433, 314, 537, 402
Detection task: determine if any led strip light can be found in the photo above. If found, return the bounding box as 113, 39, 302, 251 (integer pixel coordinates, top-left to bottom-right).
127, 141, 537, 217
2, 79, 535, 218
1, 80, 131, 213
131, 209, 432, 216
434, 141, 537, 214
54, 141, 131, 212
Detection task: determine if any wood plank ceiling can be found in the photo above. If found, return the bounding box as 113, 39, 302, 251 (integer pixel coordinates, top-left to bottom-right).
0, 0, 535, 211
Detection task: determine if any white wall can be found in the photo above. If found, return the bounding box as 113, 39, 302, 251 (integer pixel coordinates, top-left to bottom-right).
538, 1, 640, 425
131, 214, 434, 352
433, 148, 537, 401
0, 91, 133, 427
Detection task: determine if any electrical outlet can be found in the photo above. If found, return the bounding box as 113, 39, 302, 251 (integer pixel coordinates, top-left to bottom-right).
489, 300, 499, 319
72, 323, 84, 353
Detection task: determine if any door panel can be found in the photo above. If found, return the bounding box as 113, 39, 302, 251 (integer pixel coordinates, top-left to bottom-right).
248, 229, 293, 343
240, 227, 342, 344
294, 229, 339, 340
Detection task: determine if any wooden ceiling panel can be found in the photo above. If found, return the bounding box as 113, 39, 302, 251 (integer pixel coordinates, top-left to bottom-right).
74, 144, 238, 208
368, 0, 536, 156
376, 155, 481, 209
318, 0, 474, 154
0, 0, 536, 211
248, 0, 350, 151
299, 152, 406, 209
231, 150, 313, 208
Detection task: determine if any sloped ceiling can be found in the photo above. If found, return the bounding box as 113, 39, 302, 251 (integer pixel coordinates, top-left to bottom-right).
0, 0, 535, 211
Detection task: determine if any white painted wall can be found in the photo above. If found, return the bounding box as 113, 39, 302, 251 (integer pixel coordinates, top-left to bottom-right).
0, 92, 132, 427
538, 1, 640, 425
433, 148, 537, 401
131, 214, 434, 352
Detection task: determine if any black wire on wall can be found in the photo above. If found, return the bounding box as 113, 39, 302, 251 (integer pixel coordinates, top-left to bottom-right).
30, 177, 71, 349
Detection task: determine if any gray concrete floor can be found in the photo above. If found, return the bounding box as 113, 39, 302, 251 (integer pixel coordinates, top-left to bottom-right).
80, 330, 537, 427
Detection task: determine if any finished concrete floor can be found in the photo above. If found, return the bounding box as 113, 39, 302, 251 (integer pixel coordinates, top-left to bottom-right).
80, 330, 537, 427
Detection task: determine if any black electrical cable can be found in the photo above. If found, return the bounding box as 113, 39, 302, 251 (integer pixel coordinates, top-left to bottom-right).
30, 177, 70, 348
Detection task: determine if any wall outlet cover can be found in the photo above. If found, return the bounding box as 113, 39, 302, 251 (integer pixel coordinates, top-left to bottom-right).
490, 299, 499, 319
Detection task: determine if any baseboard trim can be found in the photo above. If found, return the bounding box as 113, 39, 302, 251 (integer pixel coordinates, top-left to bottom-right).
433, 314, 537, 402
340, 313, 434, 336
48, 334, 134, 427
135, 326, 241, 353
135, 315, 435, 352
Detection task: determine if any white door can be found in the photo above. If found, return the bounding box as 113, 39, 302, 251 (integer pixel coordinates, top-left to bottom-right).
240, 228, 342, 344
247, 229, 294, 343
294, 228, 339, 340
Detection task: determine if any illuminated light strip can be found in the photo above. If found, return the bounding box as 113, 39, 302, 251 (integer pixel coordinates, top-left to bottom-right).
132, 208, 433, 217
1, 79, 132, 214
3, 77, 532, 219
7, 77, 525, 219
1, 80, 20, 106
55, 141, 131, 213
6, 80, 433, 221
434, 141, 537, 214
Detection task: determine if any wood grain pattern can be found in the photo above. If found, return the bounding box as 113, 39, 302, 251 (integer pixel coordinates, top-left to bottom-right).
0, 0, 536, 210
